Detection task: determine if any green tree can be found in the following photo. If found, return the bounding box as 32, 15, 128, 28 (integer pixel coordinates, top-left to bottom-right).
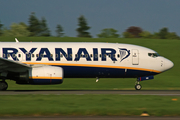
56, 24, 64, 37
76, 15, 91, 38
97, 28, 119, 38
154, 27, 180, 39
159, 27, 168, 39
3, 22, 30, 37
139, 31, 152, 38
28, 12, 41, 36
166, 32, 180, 39
0, 21, 3, 36
39, 17, 51, 36
122, 32, 134, 38
151, 32, 160, 39
28, 13, 51, 36
124, 26, 143, 38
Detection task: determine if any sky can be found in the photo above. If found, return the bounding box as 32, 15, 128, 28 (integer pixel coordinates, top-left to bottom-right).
0, 0, 180, 37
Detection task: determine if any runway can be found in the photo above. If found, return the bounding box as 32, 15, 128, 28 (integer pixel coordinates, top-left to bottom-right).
1, 90, 180, 96
1, 116, 180, 120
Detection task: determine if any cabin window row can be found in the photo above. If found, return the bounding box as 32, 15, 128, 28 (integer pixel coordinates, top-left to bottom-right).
3, 53, 122, 59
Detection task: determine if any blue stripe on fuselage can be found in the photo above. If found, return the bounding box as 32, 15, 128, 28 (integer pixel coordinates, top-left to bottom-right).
53, 65, 158, 78
29, 79, 63, 84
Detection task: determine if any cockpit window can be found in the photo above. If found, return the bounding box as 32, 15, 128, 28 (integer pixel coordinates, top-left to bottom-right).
148, 53, 160, 58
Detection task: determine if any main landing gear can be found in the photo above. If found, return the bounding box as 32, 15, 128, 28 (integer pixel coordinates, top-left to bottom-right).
135, 81, 142, 90
0, 81, 8, 91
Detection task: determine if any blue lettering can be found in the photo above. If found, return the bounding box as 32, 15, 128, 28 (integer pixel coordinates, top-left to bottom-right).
101, 48, 117, 61
19, 48, 37, 61
36, 48, 53, 61
74, 48, 91, 61
3, 48, 19, 61
93, 48, 98, 61
2, 47, 119, 62
55, 48, 72, 61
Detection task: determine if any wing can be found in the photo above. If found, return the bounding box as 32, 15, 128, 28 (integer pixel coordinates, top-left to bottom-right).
0, 57, 30, 73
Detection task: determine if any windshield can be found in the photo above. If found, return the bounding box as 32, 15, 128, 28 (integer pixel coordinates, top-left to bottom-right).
148, 53, 160, 58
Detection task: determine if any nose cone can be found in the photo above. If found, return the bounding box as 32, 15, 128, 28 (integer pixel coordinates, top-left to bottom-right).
165, 59, 174, 71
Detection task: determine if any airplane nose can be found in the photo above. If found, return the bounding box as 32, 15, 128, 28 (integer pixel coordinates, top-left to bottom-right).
165, 59, 174, 71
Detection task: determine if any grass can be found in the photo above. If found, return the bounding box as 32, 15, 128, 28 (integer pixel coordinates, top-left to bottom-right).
6, 75, 180, 90
0, 95, 180, 116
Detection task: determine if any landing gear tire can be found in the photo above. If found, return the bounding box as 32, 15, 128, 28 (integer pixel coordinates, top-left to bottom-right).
0, 81, 8, 91
135, 84, 142, 90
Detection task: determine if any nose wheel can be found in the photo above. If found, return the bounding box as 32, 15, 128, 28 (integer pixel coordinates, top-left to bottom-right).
135, 84, 142, 90
135, 81, 142, 90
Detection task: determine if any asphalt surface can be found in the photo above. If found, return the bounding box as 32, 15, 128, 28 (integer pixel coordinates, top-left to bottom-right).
1, 116, 180, 120
0, 90, 180, 96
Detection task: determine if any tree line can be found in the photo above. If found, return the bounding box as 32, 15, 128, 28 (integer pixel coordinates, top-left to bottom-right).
0, 12, 179, 39
97, 26, 180, 39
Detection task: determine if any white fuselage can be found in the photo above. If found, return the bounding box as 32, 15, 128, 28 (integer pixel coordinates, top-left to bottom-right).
0, 42, 174, 78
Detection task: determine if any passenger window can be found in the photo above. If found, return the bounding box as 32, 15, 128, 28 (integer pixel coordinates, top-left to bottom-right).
18, 54, 21, 57
51, 54, 53, 57
85, 54, 88, 58
60, 54, 63, 57
27, 54, 30, 58
90, 54, 93, 58
108, 54, 111, 57
56, 54, 58, 58
32, 54, 34, 57
99, 54, 102, 57
12, 54, 16, 58
36, 54, 39, 57
95, 54, 98, 58
117, 54, 120, 58
69, 54, 72, 58
75, 54, 78, 58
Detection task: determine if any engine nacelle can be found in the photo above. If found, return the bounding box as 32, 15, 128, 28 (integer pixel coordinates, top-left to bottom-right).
16, 66, 63, 85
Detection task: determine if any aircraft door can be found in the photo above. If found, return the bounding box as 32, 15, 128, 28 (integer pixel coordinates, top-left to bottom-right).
132, 49, 139, 65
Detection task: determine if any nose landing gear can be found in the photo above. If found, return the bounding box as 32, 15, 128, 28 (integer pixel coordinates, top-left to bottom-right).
135, 81, 142, 90
0, 81, 8, 91
135, 76, 154, 90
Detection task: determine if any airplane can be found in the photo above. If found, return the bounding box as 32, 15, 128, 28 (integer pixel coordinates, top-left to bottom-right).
0, 38, 174, 90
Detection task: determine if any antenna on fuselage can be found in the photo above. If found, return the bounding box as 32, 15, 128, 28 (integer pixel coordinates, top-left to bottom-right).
15, 38, 19, 43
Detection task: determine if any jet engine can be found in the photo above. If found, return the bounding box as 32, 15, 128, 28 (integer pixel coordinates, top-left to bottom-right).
14, 66, 63, 85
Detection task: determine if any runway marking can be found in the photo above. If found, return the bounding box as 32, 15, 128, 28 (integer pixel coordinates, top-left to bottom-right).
1, 116, 180, 120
